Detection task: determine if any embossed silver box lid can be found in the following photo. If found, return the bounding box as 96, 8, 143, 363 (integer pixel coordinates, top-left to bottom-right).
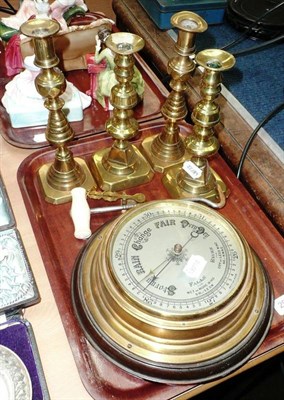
0, 174, 39, 314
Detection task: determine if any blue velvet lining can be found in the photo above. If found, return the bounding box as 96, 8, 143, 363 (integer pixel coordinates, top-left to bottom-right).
0, 319, 44, 400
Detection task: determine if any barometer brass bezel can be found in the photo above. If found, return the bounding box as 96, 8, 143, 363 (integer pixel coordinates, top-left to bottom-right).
72, 200, 273, 383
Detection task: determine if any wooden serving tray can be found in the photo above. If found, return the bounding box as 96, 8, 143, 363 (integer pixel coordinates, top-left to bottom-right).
0, 42, 167, 149
17, 121, 284, 399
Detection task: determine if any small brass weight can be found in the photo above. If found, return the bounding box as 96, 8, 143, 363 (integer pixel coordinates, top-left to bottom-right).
20, 18, 95, 204
92, 32, 154, 191
163, 49, 235, 205
141, 11, 207, 173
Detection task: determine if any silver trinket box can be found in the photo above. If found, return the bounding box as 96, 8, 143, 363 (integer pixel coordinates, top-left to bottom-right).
0, 174, 49, 400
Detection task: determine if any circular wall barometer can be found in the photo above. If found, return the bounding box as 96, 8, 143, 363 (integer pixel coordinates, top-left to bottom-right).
72, 200, 273, 383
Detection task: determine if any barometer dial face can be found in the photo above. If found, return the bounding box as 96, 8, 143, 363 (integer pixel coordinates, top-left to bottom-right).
110, 200, 245, 315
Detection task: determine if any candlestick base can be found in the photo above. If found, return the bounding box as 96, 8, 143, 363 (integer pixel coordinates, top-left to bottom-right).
92, 146, 153, 192
140, 130, 189, 173
38, 158, 95, 204
163, 162, 228, 203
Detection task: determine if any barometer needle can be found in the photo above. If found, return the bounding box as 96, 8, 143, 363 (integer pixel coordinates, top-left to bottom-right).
143, 257, 175, 290
139, 256, 173, 285
140, 228, 205, 290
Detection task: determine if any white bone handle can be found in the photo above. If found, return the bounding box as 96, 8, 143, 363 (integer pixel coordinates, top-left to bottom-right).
70, 187, 91, 240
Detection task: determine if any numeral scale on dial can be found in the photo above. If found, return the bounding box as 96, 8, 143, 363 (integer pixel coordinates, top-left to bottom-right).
112, 208, 244, 313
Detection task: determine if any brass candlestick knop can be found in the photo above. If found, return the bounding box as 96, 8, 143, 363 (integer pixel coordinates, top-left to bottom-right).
141, 11, 207, 173
92, 32, 153, 191
163, 49, 236, 205
20, 18, 95, 204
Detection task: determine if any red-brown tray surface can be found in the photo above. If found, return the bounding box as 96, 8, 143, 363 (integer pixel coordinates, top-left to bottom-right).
0, 41, 167, 149
18, 121, 284, 399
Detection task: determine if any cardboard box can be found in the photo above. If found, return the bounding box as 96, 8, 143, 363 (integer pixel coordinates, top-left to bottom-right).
138, 0, 227, 29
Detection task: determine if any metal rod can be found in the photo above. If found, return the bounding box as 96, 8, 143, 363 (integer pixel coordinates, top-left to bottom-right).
90, 203, 135, 214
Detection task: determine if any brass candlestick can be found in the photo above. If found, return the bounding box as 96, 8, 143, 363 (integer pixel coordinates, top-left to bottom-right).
163, 49, 236, 205
20, 18, 95, 204
140, 11, 207, 173
92, 32, 153, 191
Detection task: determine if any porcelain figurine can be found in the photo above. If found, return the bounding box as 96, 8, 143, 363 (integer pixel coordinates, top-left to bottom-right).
2, 55, 92, 127
86, 33, 144, 111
